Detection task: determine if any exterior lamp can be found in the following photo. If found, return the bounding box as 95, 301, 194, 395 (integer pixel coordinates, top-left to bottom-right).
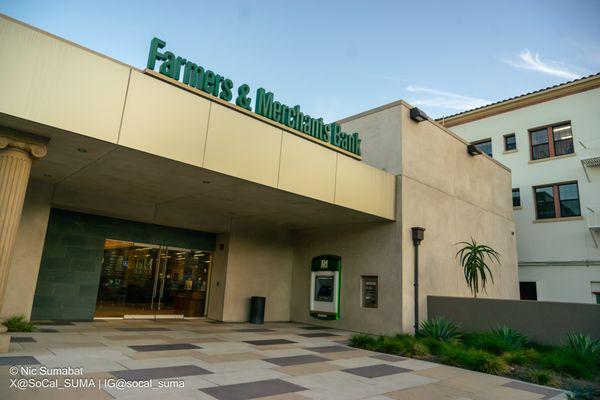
411, 227, 425, 333
411, 227, 425, 245
467, 144, 482, 156
409, 107, 429, 122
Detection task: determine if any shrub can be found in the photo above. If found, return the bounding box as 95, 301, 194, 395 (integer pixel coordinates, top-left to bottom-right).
377, 334, 429, 358
439, 344, 507, 374
349, 334, 430, 358
480, 356, 509, 375
419, 317, 462, 342
463, 332, 510, 355
502, 348, 540, 366
566, 383, 600, 400
349, 334, 377, 350
438, 344, 472, 367
2, 315, 37, 332
420, 337, 444, 355
564, 333, 600, 361
491, 326, 528, 350
377, 335, 407, 355
403, 339, 429, 358
538, 348, 597, 379
524, 369, 556, 386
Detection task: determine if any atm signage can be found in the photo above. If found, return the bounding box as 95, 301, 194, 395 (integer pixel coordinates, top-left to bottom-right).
147, 38, 361, 156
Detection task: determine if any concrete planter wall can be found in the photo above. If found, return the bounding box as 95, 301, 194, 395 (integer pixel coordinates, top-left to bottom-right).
428, 295, 600, 345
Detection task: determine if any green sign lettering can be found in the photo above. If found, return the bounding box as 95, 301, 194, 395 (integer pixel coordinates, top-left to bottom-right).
146, 37, 361, 156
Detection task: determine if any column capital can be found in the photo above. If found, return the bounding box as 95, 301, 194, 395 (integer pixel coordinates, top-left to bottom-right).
0, 136, 47, 159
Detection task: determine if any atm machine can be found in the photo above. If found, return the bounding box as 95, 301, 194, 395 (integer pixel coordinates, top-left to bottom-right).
310, 255, 341, 320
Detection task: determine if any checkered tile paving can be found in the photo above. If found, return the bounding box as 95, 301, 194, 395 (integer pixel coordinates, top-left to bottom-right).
0, 320, 566, 400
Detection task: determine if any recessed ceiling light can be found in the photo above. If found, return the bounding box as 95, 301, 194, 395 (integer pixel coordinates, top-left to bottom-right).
77, 148, 88, 153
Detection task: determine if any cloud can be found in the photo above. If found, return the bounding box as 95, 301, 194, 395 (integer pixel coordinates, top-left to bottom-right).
503, 49, 581, 80
405, 86, 491, 111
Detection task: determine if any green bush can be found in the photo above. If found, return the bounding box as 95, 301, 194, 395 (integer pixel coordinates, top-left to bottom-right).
438, 344, 507, 374
349, 334, 377, 350
377, 335, 407, 355
402, 338, 429, 358
350, 334, 430, 358
564, 333, 600, 362
463, 332, 511, 355
502, 348, 540, 366
491, 326, 528, 350
480, 356, 509, 375
538, 348, 597, 380
420, 337, 444, 355
2, 315, 37, 332
377, 335, 429, 357
351, 329, 600, 387
419, 317, 462, 342
523, 369, 556, 386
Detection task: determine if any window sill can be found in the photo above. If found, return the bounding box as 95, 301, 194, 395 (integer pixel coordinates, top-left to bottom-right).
528, 152, 576, 164
513, 206, 523, 210
532, 216, 583, 223
503, 149, 518, 154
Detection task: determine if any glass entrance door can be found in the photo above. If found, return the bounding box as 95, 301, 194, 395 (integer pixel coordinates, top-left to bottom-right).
154, 246, 211, 318
95, 240, 212, 318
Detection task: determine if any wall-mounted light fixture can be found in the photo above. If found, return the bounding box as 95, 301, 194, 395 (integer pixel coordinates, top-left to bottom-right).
409, 107, 429, 122
411, 227, 425, 245
467, 144, 482, 156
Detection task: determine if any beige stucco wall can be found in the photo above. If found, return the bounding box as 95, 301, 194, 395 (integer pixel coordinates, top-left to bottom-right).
278, 134, 337, 203
218, 224, 294, 322
339, 103, 404, 175
206, 233, 230, 321
335, 155, 397, 219
0, 17, 130, 143
332, 102, 519, 334
119, 71, 210, 168
1, 180, 53, 319
290, 216, 402, 335
398, 104, 518, 331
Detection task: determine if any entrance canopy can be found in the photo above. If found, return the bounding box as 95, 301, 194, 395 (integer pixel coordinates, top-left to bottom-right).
0, 15, 396, 232
1, 112, 389, 232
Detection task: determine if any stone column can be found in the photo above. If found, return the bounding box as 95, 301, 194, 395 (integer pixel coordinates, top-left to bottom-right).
0, 136, 47, 352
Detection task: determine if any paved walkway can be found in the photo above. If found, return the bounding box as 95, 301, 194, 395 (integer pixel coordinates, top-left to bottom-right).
0, 320, 565, 400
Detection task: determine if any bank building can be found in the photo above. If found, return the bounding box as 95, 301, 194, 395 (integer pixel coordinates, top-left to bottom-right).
0, 14, 518, 351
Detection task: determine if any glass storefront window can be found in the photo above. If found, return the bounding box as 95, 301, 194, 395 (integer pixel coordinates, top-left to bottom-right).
95, 240, 212, 318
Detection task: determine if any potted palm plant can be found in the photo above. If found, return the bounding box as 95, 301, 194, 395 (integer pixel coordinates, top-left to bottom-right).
455, 238, 500, 298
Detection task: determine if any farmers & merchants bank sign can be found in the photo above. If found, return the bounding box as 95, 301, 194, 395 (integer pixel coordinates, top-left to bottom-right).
146, 37, 362, 157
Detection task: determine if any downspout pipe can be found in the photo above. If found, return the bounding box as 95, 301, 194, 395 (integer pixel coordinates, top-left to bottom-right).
411, 227, 425, 333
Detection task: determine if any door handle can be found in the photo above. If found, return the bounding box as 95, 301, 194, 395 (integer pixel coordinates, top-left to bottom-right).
150, 248, 161, 310
157, 247, 169, 312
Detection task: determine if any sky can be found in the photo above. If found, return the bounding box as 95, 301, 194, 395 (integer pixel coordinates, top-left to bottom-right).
1, 0, 599, 120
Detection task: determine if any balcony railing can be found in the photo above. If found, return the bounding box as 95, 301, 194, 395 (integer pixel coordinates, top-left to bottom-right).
580, 145, 600, 182
586, 209, 600, 248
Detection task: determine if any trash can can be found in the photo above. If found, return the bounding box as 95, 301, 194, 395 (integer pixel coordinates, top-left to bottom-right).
249, 296, 265, 324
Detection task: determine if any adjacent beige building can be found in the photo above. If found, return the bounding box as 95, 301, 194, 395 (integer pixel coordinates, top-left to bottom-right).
0, 14, 517, 350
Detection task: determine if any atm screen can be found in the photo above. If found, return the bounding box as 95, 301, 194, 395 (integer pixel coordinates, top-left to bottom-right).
314, 276, 334, 302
